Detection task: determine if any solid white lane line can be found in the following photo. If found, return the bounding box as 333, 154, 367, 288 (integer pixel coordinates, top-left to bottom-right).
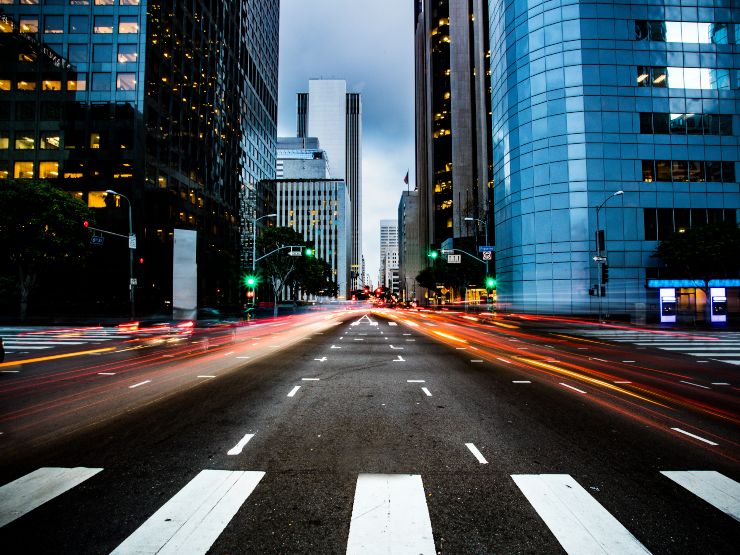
661, 471, 740, 521
287, 386, 301, 397
111, 470, 264, 555
129, 380, 151, 389
671, 427, 718, 446
98, 372, 116, 376
496, 357, 512, 364
407, 380, 425, 383
302, 378, 320, 381
421, 387, 432, 397
513, 380, 531, 384
560, 383, 587, 394
512, 474, 650, 555
346, 474, 435, 555
197, 375, 216, 379
227, 433, 255, 456
680, 380, 710, 389
465, 443, 488, 464
0, 467, 103, 528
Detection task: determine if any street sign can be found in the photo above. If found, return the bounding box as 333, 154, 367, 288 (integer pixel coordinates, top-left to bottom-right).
130, 278, 137, 286
482, 251, 492, 261
447, 254, 461, 264
441, 249, 454, 254
288, 250, 301, 256
128, 234, 137, 249
90, 235, 104, 246
592, 256, 607, 263
478, 246, 495, 252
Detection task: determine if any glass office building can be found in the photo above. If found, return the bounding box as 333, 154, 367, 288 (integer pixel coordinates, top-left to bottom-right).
489, 0, 739, 319
0, 1, 279, 314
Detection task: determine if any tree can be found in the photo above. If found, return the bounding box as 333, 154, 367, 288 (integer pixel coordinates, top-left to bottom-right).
653, 223, 740, 285
0, 180, 93, 320
294, 256, 338, 297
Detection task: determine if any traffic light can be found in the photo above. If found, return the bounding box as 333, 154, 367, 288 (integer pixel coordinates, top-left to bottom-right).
304, 247, 314, 257
83, 220, 89, 228
244, 275, 257, 287
428, 250, 438, 259
486, 277, 496, 289
139, 257, 144, 264
601, 264, 609, 284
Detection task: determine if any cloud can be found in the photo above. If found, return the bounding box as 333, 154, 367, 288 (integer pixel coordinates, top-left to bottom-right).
278, 0, 415, 284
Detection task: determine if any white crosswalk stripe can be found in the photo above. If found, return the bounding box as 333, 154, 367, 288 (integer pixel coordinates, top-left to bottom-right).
565, 329, 740, 367
0, 467, 102, 527
0, 326, 131, 353
661, 471, 740, 522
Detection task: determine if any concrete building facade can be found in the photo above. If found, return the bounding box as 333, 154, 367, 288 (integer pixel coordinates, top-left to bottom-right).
379, 219, 399, 289
398, 190, 422, 301
276, 137, 329, 179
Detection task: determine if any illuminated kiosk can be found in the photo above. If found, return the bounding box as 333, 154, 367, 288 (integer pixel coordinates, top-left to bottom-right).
648, 279, 736, 324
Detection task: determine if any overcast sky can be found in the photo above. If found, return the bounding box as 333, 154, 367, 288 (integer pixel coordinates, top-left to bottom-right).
278, 0, 415, 287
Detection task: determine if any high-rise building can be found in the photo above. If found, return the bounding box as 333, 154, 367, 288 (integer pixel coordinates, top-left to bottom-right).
398, 190, 421, 301
489, 0, 739, 318
297, 79, 362, 289
265, 178, 351, 299
379, 219, 398, 289
0, 1, 279, 314
277, 137, 329, 179
414, 0, 493, 251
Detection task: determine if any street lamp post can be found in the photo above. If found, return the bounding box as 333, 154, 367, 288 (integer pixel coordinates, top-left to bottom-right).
252, 213, 277, 272
464, 216, 489, 275
105, 189, 134, 319
594, 190, 624, 320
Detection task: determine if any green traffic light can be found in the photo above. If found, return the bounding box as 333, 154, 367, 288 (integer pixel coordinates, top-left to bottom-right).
244, 275, 257, 287
486, 277, 496, 289
305, 248, 314, 257
428, 251, 438, 259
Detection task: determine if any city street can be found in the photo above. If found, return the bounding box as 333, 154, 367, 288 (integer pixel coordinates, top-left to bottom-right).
0, 309, 738, 554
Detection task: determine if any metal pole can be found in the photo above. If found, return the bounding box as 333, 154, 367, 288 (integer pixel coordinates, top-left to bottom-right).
252, 219, 257, 273
596, 204, 602, 321
128, 198, 134, 319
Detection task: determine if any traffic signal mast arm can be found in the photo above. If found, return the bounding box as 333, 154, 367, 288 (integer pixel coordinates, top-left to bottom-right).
446, 248, 488, 265
83, 224, 129, 240
254, 244, 313, 264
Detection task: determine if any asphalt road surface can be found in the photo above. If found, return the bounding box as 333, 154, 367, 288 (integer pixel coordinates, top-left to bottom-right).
0, 308, 738, 554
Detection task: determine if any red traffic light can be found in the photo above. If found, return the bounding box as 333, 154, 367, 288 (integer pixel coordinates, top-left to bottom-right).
83, 220, 89, 227
139, 258, 144, 264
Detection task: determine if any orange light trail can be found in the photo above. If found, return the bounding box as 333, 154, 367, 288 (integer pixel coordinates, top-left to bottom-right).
0, 347, 115, 368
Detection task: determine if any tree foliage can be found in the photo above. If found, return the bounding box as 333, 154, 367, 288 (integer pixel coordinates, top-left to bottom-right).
0, 180, 93, 320
415, 254, 486, 293
653, 223, 740, 284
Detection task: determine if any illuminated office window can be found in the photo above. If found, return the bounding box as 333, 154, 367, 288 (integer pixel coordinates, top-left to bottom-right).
119, 16, 138, 34
39, 161, 59, 179
14, 161, 34, 179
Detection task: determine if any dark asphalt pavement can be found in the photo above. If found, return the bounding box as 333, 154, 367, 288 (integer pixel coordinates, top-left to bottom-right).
0, 309, 738, 554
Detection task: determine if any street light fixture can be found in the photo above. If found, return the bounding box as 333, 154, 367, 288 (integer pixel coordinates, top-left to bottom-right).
464, 216, 490, 275
105, 189, 135, 319
252, 213, 277, 272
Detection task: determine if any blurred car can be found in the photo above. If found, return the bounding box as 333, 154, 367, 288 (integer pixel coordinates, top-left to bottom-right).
0, 336, 4, 362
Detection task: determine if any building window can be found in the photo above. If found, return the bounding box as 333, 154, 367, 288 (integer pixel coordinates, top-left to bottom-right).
19, 18, 39, 34
90, 132, 101, 149
636, 20, 734, 45
117, 43, 137, 63
640, 113, 733, 136
69, 15, 88, 33
120, 0, 140, 4
93, 43, 112, 63
67, 77, 87, 91
40, 132, 61, 149
0, 132, 8, 149
116, 73, 136, 91
14, 161, 34, 179
93, 16, 113, 34
94, 0, 114, 5
91, 73, 111, 91
68, 44, 89, 63
42, 80, 62, 91
0, 79, 10, 91
39, 161, 59, 179
636, 66, 734, 89
643, 160, 735, 183
44, 15, 64, 34
0, 163, 8, 179
118, 16, 138, 34
19, 51, 37, 63
15, 133, 35, 150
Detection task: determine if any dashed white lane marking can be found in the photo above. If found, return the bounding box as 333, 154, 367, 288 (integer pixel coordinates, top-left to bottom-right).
614, 381, 631, 384
236, 356, 250, 359
197, 375, 216, 379
496, 357, 512, 364
512, 474, 650, 555
660, 471, 740, 521
712, 382, 730, 385
389, 345, 404, 350
227, 433, 255, 456
470, 359, 483, 363
513, 380, 531, 384
622, 360, 636, 363
560, 383, 587, 394
302, 378, 320, 381
388, 322, 397, 326
421, 387, 432, 397
407, 380, 425, 383
98, 372, 116, 376
129, 380, 151, 389
354, 338, 364, 341
592, 358, 608, 362
671, 427, 718, 446
0, 467, 103, 528
287, 386, 301, 397
346, 474, 435, 555
465, 443, 488, 464
223, 351, 235, 356
314, 357, 327, 361
331, 345, 342, 349
680, 380, 710, 390
403, 333, 412, 336
111, 470, 264, 555
394, 355, 406, 362
577, 347, 588, 350
1, 370, 20, 373
405, 339, 416, 342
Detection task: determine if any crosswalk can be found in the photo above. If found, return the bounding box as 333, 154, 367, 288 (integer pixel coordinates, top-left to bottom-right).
567, 329, 740, 366
1, 466, 737, 553
0, 327, 129, 355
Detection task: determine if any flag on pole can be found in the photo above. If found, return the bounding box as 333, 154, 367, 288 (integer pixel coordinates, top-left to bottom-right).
403, 170, 409, 185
